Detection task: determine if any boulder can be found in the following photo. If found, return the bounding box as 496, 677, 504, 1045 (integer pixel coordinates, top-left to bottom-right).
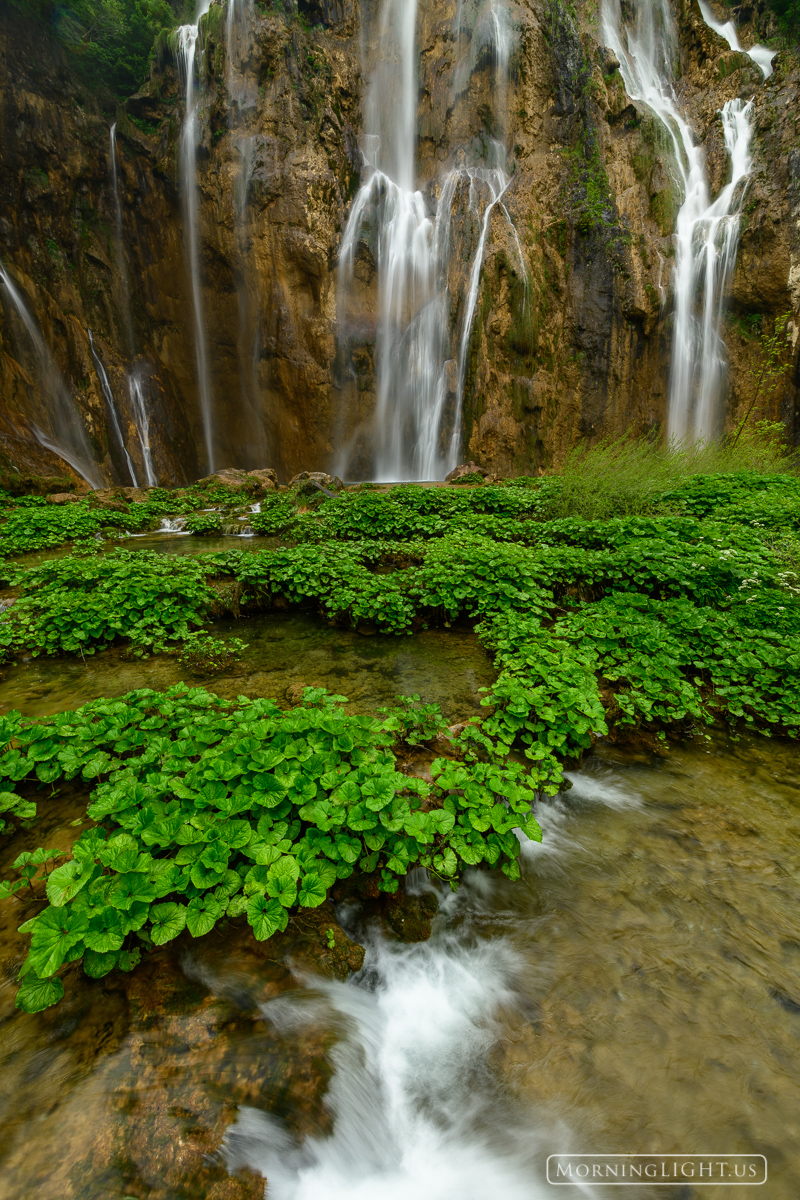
46, 492, 79, 505
195, 469, 251, 491
89, 488, 130, 511
444, 462, 489, 484
289, 471, 344, 497
247, 468, 278, 489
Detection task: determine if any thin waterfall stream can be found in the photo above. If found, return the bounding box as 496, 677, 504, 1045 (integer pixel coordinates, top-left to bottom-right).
697, 0, 777, 77
87, 329, 138, 486
601, 0, 763, 440
108, 126, 159, 485
0, 266, 101, 486
178, 2, 215, 474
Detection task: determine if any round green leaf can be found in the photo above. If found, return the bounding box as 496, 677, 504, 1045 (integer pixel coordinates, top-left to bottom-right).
15, 975, 64, 1013
28, 907, 88, 977
298, 874, 327, 908
186, 895, 224, 938
46, 860, 97, 908
246, 895, 288, 940
85, 909, 125, 954
107, 872, 157, 912
149, 902, 187, 945
83, 949, 120, 978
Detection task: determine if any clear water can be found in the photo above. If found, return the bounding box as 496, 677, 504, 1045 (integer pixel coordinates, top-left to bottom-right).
0, 612, 496, 722
0, 729, 799, 1197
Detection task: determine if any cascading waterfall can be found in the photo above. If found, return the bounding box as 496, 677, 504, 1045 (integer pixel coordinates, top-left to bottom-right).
87, 329, 138, 486
336, 0, 524, 482
601, 0, 760, 440
221, 899, 554, 1199
178, 2, 215, 474
0, 266, 101, 487
697, 0, 777, 78
450, 167, 513, 466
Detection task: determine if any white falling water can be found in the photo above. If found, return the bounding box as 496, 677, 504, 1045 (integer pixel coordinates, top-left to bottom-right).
697, 0, 777, 78
450, 167, 513, 467
0, 266, 102, 487
110, 126, 160, 485
178, 2, 215, 474
221, 918, 556, 1199
601, 0, 758, 441
88, 329, 138, 485
337, 0, 523, 482
128, 371, 158, 486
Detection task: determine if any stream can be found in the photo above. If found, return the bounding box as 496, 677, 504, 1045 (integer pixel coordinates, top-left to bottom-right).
0, 700, 798, 1197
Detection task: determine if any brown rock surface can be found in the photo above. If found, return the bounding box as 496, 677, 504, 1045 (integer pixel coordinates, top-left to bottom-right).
0, 0, 798, 483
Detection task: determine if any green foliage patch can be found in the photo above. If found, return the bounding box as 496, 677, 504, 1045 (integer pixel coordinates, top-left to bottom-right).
2, 440, 800, 1017
0, 686, 540, 1011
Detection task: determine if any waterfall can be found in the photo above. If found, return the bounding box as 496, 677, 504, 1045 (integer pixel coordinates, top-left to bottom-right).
0, 266, 101, 487
87, 329, 138, 486
336, 0, 523, 482
601, 0, 758, 441
221, 914, 551, 1199
178, 2, 215, 474
451, 167, 513, 467
128, 371, 158, 486
697, 0, 777, 78
109, 124, 159, 485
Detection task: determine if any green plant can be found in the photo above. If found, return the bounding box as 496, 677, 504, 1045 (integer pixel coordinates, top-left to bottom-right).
176, 633, 247, 674
12, 0, 177, 100
185, 513, 224, 536
378, 695, 448, 746
732, 316, 793, 446
325, 927, 336, 949
0, 686, 541, 1012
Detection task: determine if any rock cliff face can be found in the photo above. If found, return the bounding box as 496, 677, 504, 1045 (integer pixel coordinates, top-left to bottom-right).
0, 0, 798, 483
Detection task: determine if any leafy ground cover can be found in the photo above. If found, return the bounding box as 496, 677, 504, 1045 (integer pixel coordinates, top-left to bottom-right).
0, 687, 538, 1011
0, 480, 259, 557
1, 436, 799, 1013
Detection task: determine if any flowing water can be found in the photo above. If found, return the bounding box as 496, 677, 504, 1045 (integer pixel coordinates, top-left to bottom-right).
336, 0, 524, 482
697, 0, 777, 78
1, 729, 799, 1197
87, 329, 138, 486
602, 0, 760, 441
178, 2, 215, 474
128, 369, 159, 486
0, 266, 102, 487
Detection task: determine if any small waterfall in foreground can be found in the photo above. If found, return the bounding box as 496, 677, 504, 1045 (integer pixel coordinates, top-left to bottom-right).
88, 329, 138, 486
697, 0, 777, 78
601, 0, 759, 440
222, 902, 552, 1199
178, 2, 215, 474
337, 0, 524, 482
0, 266, 101, 487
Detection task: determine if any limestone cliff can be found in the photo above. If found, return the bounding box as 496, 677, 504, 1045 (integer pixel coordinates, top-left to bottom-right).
0, 0, 798, 483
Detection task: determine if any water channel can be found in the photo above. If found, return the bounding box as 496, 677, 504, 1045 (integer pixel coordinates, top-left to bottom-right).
0, 604, 797, 1198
